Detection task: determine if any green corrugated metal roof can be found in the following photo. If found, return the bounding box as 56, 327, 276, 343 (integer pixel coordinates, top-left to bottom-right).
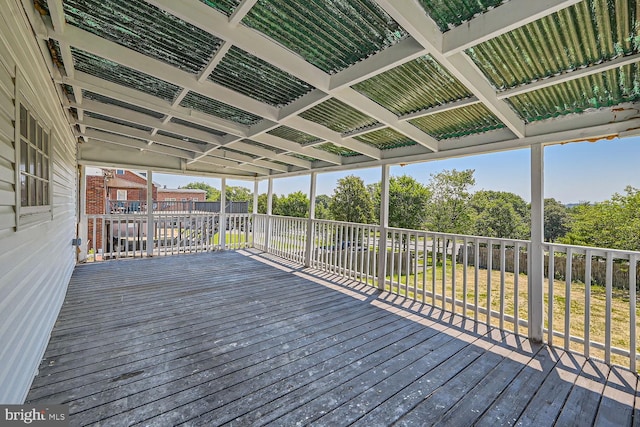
83, 91, 165, 119
179, 91, 263, 126
242, 0, 407, 74
467, 0, 640, 91
63, 0, 222, 74
71, 48, 181, 102
243, 139, 286, 154
417, 0, 505, 32
409, 103, 505, 139
509, 63, 640, 122
85, 111, 152, 132
267, 126, 322, 145
300, 98, 379, 134
170, 118, 227, 137
209, 46, 314, 107
352, 55, 473, 116
199, 0, 241, 16
315, 142, 360, 157
354, 127, 416, 149
289, 153, 318, 162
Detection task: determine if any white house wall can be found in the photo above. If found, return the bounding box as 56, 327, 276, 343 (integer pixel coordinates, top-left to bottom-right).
0, 1, 78, 403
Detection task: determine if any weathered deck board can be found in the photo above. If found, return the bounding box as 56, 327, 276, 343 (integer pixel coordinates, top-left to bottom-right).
26, 250, 639, 426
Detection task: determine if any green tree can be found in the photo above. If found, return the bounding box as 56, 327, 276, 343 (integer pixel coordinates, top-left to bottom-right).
329, 175, 374, 223
275, 191, 309, 218
470, 190, 529, 239
226, 185, 252, 202
370, 175, 430, 230
257, 193, 278, 214
314, 194, 332, 220
184, 182, 220, 201
425, 169, 476, 234
544, 198, 570, 242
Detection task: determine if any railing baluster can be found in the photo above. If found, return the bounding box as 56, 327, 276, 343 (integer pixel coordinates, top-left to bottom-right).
413, 233, 418, 299
452, 238, 457, 314
486, 241, 492, 326
474, 239, 479, 322
564, 247, 573, 351
463, 238, 468, 318
514, 242, 520, 335
422, 234, 427, 303
500, 241, 506, 330
432, 237, 437, 307
548, 247, 555, 345
630, 254, 637, 372
605, 251, 613, 364
441, 236, 447, 310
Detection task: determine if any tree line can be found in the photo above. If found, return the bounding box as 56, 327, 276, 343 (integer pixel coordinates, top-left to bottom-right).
183, 170, 640, 251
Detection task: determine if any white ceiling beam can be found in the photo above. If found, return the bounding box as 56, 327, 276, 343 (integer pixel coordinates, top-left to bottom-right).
278, 89, 331, 121
399, 97, 481, 121
211, 149, 290, 173
329, 37, 427, 90
47, 23, 280, 120
60, 72, 249, 136
442, 0, 583, 55
191, 155, 271, 176
78, 140, 187, 171
497, 53, 640, 100
68, 98, 226, 145
76, 116, 208, 154
228, 0, 258, 26
374, 0, 526, 139
332, 87, 439, 152
147, 0, 330, 90
197, 41, 231, 83
226, 140, 309, 169
283, 116, 381, 160
251, 133, 342, 165
83, 129, 196, 160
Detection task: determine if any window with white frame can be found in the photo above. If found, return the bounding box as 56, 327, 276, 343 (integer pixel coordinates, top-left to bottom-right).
116, 190, 128, 201
15, 71, 53, 228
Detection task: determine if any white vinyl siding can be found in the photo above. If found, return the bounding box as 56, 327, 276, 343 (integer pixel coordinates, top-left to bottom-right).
0, 1, 78, 403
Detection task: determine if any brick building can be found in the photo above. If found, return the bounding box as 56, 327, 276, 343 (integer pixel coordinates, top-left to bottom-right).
157, 187, 206, 202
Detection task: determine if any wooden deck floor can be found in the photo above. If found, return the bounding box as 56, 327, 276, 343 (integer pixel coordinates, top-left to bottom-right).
27, 250, 639, 426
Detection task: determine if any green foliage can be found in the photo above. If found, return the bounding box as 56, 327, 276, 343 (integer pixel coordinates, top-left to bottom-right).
225, 185, 252, 202
183, 182, 220, 201
314, 194, 332, 220
544, 198, 570, 242
470, 190, 529, 239
425, 169, 476, 234
329, 175, 374, 224
370, 175, 430, 230
275, 191, 309, 218
257, 193, 278, 214
562, 186, 640, 250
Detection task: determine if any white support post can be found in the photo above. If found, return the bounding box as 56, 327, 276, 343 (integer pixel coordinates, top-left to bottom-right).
220, 178, 227, 250
77, 165, 88, 262
304, 172, 317, 267
529, 145, 544, 342
146, 170, 154, 257
252, 179, 259, 248
377, 165, 390, 290
265, 178, 273, 251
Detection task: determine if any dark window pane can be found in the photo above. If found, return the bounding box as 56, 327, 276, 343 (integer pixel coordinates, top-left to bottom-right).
36, 178, 42, 205
36, 125, 43, 150
29, 114, 36, 143
36, 152, 42, 178
43, 132, 49, 155
20, 174, 27, 206
28, 176, 36, 206
20, 105, 27, 137
43, 155, 48, 180
43, 182, 48, 205
28, 145, 35, 175
20, 140, 27, 172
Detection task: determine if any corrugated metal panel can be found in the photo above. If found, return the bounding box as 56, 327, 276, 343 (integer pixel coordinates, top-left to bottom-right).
509, 63, 640, 122
84, 111, 152, 132
71, 48, 181, 102
0, 1, 77, 403
62, 0, 222, 74
352, 55, 473, 116
242, 139, 286, 153
199, 0, 241, 16
169, 118, 227, 137
179, 91, 263, 126
417, 0, 505, 31
82, 91, 165, 119
242, 0, 408, 74
409, 103, 505, 139
156, 129, 209, 146
268, 126, 322, 145
467, 0, 640, 90
314, 142, 360, 157
209, 46, 314, 107
299, 98, 379, 134
289, 153, 318, 162
354, 127, 416, 149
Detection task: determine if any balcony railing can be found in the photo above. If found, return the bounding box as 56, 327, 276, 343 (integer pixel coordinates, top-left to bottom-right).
82, 213, 640, 371
107, 200, 248, 214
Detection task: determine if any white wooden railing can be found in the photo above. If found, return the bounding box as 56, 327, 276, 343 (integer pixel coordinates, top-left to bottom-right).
84, 213, 640, 370
85, 213, 252, 260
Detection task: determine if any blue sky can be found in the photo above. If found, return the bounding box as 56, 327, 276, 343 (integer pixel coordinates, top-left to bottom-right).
154, 136, 640, 204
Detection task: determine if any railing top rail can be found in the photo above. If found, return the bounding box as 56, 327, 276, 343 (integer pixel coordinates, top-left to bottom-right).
543, 242, 640, 258
385, 226, 531, 245
311, 218, 381, 228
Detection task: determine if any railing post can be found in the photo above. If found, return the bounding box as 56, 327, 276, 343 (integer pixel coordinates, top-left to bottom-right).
304, 172, 317, 267
529, 145, 544, 342
77, 165, 88, 262
377, 165, 390, 290
220, 178, 226, 250
265, 178, 273, 252
252, 179, 259, 248
146, 169, 154, 257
